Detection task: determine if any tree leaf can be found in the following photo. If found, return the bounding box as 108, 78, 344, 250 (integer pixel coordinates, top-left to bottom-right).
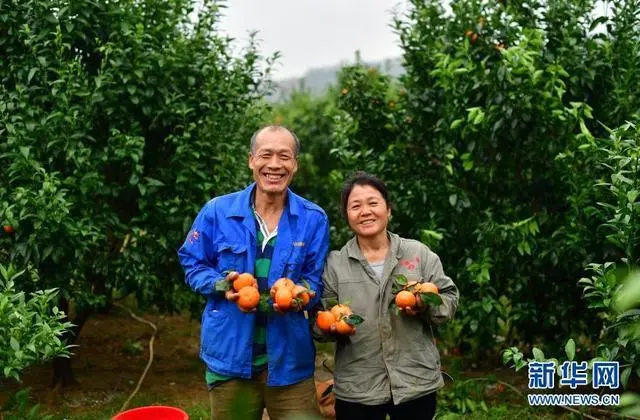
345, 314, 364, 326
420, 292, 443, 307
325, 297, 339, 309
621, 366, 632, 388
10, 337, 19, 351
28, 67, 38, 84
532, 348, 545, 362
215, 279, 232, 293
565, 339, 576, 361
394, 274, 408, 286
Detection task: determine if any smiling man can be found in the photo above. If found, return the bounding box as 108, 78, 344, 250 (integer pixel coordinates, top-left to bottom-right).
178, 125, 330, 420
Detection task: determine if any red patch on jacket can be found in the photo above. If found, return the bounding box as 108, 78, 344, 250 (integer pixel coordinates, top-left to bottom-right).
399, 256, 420, 270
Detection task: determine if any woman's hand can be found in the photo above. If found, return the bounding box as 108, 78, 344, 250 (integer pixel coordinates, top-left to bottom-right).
329, 323, 357, 336
401, 297, 428, 316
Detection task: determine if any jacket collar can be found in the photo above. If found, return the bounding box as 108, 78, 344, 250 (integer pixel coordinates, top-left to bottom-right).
227, 182, 301, 219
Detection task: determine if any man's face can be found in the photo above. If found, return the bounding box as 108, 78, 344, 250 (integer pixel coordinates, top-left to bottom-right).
248, 129, 298, 196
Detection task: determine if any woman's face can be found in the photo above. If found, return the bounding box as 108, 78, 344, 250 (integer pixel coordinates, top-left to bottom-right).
346, 184, 390, 239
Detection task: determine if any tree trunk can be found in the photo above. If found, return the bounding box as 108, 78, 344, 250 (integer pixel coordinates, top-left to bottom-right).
52, 296, 92, 388
52, 356, 78, 388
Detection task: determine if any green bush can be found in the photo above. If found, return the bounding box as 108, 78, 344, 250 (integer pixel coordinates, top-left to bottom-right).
323, 0, 640, 358
503, 119, 640, 412
0, 264, 72, 381
0, 0, 274, 383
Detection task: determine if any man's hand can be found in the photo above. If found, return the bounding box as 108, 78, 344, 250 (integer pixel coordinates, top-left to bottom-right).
224, 271, 257, 313
224, 271, 240, 302
273, 299, 302, 314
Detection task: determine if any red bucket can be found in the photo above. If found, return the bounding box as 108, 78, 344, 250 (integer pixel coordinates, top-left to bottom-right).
112, 405, 189, 420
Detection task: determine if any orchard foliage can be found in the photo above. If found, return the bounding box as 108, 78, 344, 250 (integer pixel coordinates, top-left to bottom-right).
0, 264, 72, 381
302, 0, 640, 411
276, 0, 640, 406
323, 0, 640, 357
0, 0, 273, 383
1, 0, 639, 411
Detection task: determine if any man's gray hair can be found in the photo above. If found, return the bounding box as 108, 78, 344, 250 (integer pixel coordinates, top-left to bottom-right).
250, 125, 301, 157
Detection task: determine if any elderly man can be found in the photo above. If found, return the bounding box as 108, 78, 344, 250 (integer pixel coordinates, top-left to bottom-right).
178, 125, 330, 420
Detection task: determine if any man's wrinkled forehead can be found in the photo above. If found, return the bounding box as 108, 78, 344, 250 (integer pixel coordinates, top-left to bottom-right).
253, 128, 297, 154
251, 125, 300, 156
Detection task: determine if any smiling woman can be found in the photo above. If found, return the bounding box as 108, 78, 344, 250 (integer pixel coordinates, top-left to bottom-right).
343, 173, 391, 242
316, 171, 460, 420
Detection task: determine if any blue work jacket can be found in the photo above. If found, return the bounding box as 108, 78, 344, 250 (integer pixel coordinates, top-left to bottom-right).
178, 183, 330, 386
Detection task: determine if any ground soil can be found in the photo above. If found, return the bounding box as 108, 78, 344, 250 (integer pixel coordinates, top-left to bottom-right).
1, 305, 590, 419
1, 305, 337, 419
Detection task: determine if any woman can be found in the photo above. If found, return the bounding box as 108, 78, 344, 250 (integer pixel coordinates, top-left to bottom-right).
318, 171, 459, 420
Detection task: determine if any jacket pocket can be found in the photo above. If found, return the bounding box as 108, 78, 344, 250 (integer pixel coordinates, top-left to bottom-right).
337, 278, 374, 316
288, 313, 315, 366
282, 247, 305, 280
201, 309, 230, 360
217, 242, 247, 273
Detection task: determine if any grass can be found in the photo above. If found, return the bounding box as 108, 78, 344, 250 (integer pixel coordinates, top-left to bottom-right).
435, 404, 571, 419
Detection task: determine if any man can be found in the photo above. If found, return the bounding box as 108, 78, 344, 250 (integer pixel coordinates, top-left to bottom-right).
178, 125, 330, 420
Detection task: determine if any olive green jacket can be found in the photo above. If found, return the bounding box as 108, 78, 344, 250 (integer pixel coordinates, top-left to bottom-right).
316, 232, 459, 405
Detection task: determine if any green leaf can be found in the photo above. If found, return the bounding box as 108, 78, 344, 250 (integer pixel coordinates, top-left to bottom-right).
421, 229, 443, 242
615, 271, 640, 311
450, 119, 464, 129
394, 274, 408, 286
502, 349, 512, 364
589, 16, 608, 32
10, 336, 19, 351
482, 300, 493, 313
565, 339, 576, 361
146, 177, 165, 187
449, 194, 457, 206
480, 400, 488, 412
215, 279, 232, 293
532, 348, 545, 362
470, 319, 479, 333
532, 69, 544, 84
420, 292, 443, 307
391, 282, 404, 294
621, 366, 632, 388
345, 314, 364, 326
577, 278, 593, 286
325, 297, 339, 309
28, 67, 38, 83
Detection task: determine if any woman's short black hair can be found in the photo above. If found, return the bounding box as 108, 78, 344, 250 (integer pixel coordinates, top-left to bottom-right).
341, 171, 391, 220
